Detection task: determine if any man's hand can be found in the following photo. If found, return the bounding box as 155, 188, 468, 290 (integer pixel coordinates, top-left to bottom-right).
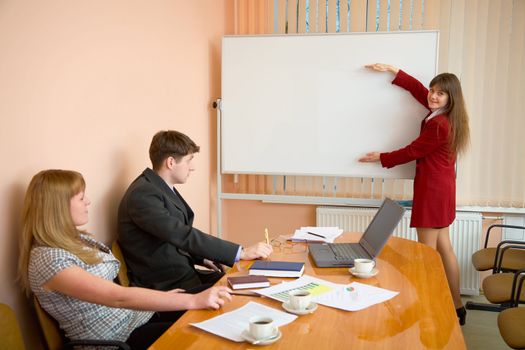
240, 242, 273, 260
202, 259, 224, 272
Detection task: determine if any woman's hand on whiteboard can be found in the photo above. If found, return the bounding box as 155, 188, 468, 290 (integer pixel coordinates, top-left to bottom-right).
365, 63, 399, 75
359, 152, 381, 163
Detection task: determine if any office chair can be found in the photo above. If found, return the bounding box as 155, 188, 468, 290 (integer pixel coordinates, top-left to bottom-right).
33, 296, 130, 350
467, 264, 525, 312
497, 273, 525, 349
471, 224, 525, 273
112, 241, 130, 287
467, 239, 525, 312
0, 303, 25, 350
483, 268, 525, 310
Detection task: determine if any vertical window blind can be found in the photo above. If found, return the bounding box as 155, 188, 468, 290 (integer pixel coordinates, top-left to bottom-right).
224, 0, 525, 209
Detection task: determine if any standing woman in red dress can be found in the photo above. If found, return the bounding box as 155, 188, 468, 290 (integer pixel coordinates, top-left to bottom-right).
359, 63, 470, 325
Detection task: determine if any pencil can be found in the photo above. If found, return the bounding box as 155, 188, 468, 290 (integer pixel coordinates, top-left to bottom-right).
264, 228, 270, 244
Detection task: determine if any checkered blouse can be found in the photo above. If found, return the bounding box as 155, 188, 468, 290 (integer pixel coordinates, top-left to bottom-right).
29, 234, 153, 342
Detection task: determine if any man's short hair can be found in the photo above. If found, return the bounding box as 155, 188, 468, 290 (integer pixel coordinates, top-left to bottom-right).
149, 130, 200, 170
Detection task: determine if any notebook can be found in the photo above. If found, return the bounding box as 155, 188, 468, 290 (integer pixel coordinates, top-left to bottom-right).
308, 198, 405, 267
227, 275, 270, 290
249, 260, 305, 278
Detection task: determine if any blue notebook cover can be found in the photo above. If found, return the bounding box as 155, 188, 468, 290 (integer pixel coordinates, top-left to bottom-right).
250, 260, 304, 272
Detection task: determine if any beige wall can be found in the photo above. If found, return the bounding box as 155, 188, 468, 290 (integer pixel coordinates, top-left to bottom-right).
222, 200, 316, 245
0, 1, 233, 347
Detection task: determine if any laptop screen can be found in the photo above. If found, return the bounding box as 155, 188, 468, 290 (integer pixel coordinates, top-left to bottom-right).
359, 198, 405, 257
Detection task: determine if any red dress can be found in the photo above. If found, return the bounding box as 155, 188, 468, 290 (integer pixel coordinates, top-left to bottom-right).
380, 70, 456, 228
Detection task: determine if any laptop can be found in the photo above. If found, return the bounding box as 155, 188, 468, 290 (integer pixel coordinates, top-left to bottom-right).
308, 198, 405, 267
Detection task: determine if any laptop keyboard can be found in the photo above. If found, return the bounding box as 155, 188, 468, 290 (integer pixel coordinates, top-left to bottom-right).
328, 244, 364, 260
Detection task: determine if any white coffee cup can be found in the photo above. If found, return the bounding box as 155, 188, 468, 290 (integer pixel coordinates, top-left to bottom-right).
249, 316, 276, 340
353, 258, 375, 274
289, 290, 312, 310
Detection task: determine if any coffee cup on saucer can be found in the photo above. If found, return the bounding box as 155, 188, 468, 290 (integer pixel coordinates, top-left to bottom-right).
353, 258, 375, 274
289, 290, 312, 311
248, 316, 277, 341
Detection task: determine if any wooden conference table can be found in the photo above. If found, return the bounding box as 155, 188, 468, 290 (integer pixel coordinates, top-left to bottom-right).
150, 233, 466, 350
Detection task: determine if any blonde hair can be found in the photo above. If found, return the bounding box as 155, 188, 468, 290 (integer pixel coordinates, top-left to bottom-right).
18, 170, 101, 295
429, 73, 470, 155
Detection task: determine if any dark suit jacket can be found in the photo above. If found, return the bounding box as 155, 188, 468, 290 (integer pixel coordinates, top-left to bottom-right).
117, 168, 240, 290
380, 70, 456, 228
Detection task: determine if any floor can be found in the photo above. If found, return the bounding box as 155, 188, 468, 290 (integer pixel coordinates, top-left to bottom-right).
461, 294, 510, 349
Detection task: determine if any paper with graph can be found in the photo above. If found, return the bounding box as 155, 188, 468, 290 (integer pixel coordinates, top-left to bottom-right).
254, 275, 339, 302
255, 275, 398, 311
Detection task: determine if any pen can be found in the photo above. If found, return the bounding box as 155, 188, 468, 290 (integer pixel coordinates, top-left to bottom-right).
288, 238, 324, 243
265, 228, 270, 244
307, 231, 327, 239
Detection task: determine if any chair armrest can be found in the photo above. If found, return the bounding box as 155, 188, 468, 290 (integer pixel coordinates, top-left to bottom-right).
509, 269, 525, 307
64, 339, 130, 350
484, 224, 525, 249
494, 242, 525, 273
513, 273, 525, 307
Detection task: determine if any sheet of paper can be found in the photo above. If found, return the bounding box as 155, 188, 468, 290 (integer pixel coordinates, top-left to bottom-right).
190, 301, 297, 342
315, 282, 399, 311
255, 275, 340, 302
291, 226, 343, 243
255, 275, 398, 312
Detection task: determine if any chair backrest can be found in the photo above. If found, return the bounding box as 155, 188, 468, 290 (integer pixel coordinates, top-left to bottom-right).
112, 241, 130, 287
0, 303, 25, 350
33, 296, 64, 350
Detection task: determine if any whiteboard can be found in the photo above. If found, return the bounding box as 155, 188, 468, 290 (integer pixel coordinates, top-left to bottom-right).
221, 31, 438, 178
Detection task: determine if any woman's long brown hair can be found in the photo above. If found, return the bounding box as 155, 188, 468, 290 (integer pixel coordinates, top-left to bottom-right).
430, 73, 470, 155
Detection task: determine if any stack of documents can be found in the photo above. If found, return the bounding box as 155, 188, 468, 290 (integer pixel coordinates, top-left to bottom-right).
290, 226, 343, 243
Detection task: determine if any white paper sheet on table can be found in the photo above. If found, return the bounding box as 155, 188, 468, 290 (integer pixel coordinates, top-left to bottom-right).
190, 301, 297, 342
255, 275, 399, 312
291, 226, 343, 243
315, 282, 399, 311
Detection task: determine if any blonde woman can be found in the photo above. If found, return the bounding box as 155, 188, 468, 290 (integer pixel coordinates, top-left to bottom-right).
18, 169, 232, 349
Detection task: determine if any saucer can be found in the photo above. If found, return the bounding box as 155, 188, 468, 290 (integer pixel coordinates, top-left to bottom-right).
282, 301, 318, 315
349, 267, 378, 279
241, 329, 282, 345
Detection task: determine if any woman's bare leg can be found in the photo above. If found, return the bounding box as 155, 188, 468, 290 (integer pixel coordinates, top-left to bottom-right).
435, 227, 463, 308
417, 227, 462, 308
416, 227, 439, 250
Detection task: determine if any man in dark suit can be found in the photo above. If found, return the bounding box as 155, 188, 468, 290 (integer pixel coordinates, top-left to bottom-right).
118, 130, 272, 292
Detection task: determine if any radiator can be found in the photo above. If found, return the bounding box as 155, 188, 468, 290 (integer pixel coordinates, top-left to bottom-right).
316, 207, 481, 295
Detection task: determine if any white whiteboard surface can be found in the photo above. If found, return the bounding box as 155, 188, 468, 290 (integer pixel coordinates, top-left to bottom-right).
221, 31, 438, 178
